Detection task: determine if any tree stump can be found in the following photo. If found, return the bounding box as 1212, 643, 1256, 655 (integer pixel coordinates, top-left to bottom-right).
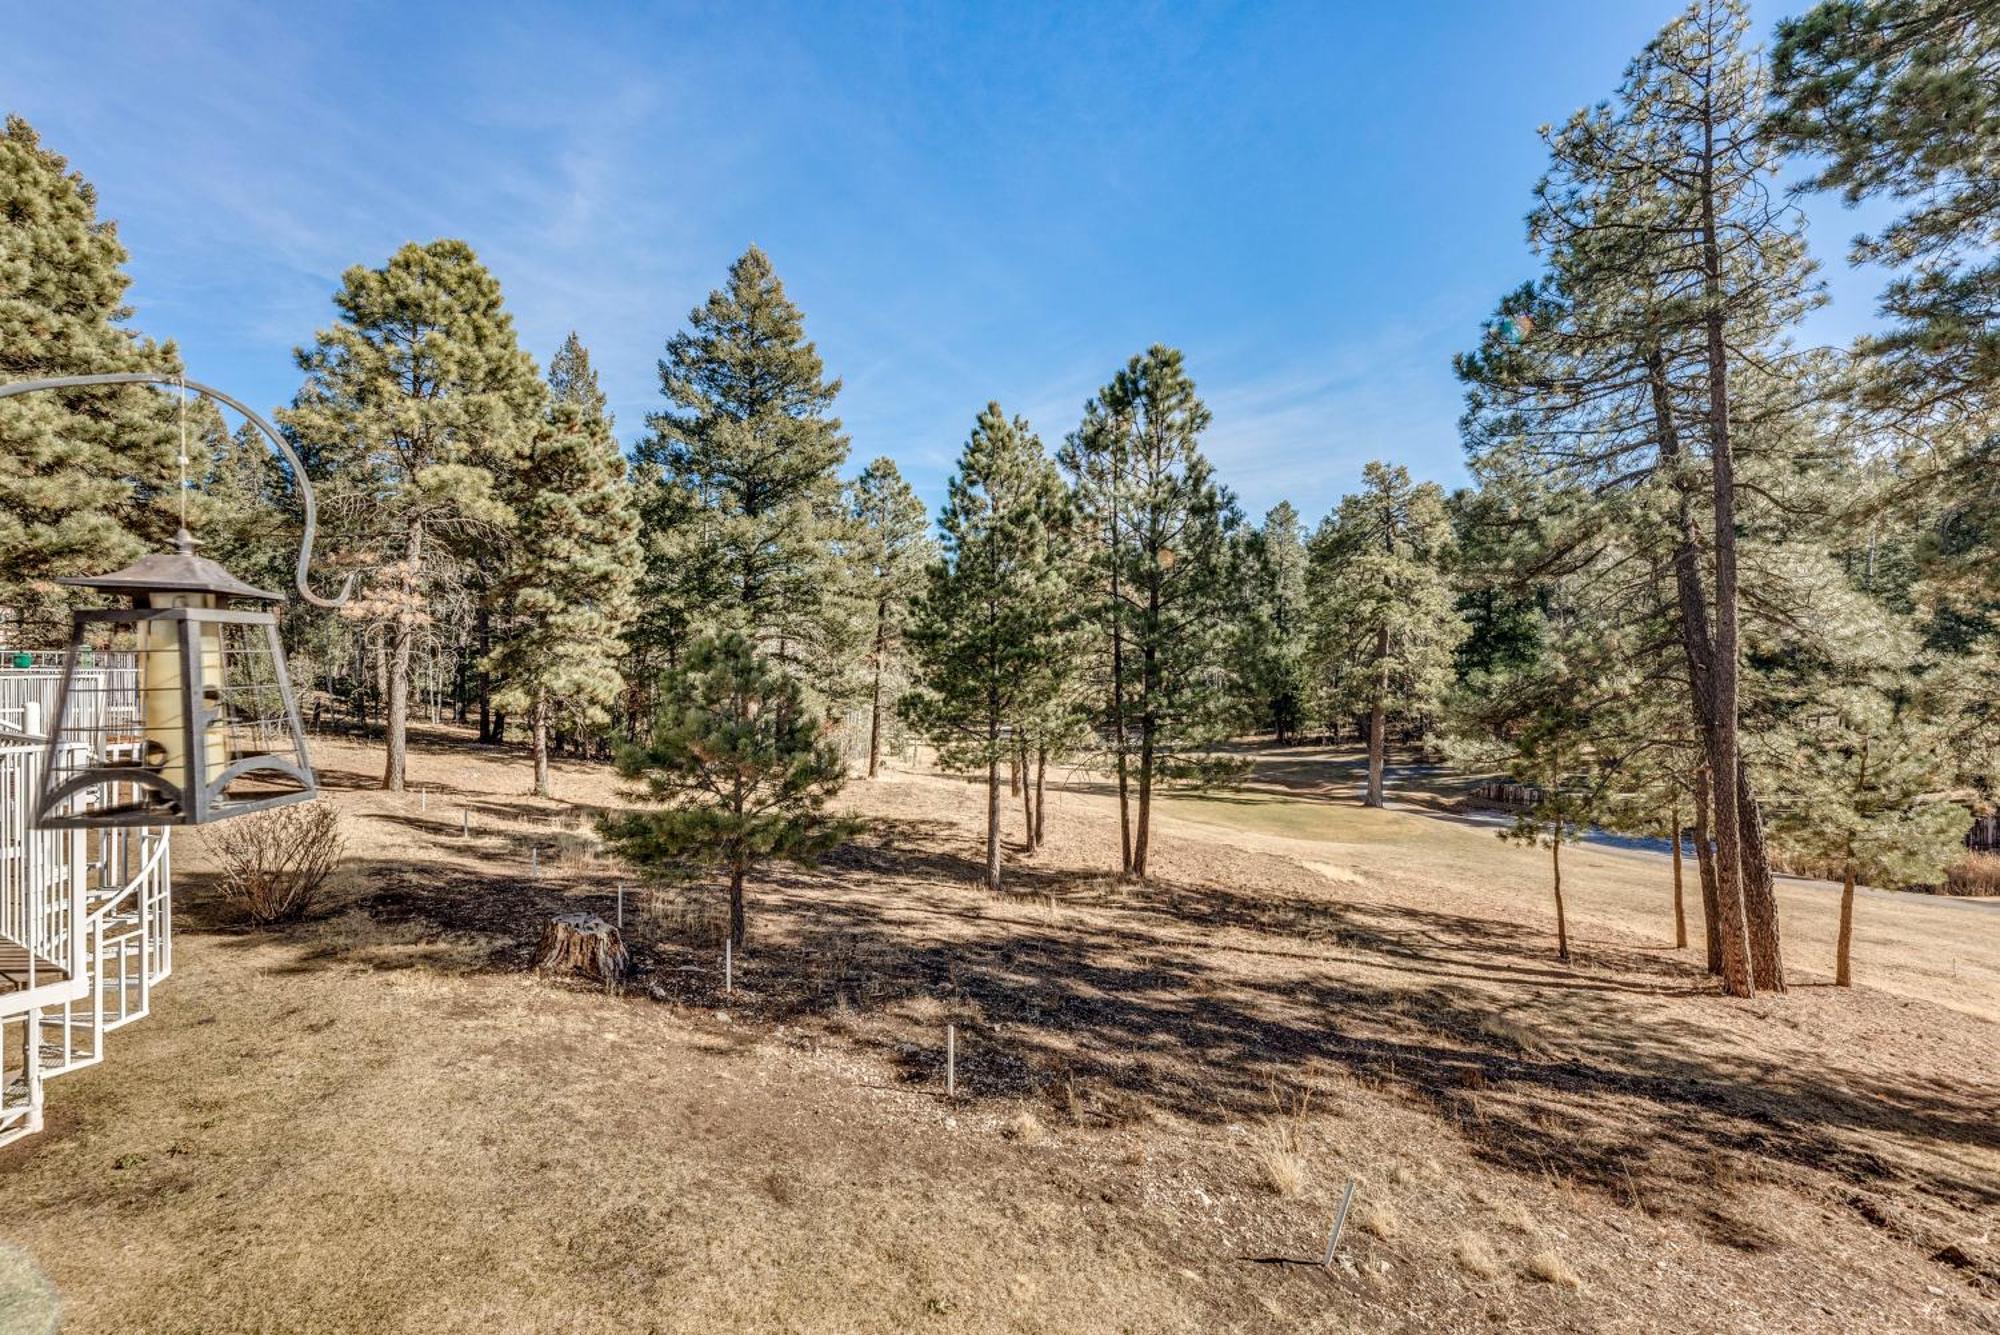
534, 913, 630, 989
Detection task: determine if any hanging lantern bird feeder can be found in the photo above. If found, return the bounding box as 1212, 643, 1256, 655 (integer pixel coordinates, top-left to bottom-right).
0, 371, 352, 828
37, 528, 313, 827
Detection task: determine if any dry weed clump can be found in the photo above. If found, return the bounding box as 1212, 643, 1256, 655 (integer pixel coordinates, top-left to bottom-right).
1454, 1234, 1502, 1279
1257, 1143, 1309, 1196
1255, 1077, 1314, 1195
1004, 1110, 1046, 1145
1474, 1009, 1551, 1058
1525, 1248, 1581, 1288
1942, 852, 2000, 896
1356, 1202, 1399, 1239
214, 800, 346, 925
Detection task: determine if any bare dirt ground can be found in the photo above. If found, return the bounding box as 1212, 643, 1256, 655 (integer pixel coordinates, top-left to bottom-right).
3, 727, 1995, 1334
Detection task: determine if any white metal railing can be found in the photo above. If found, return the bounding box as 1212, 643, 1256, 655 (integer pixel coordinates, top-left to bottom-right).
0, 659, 170, 1147
0, 663, 140, 745
0, 735, 86, 994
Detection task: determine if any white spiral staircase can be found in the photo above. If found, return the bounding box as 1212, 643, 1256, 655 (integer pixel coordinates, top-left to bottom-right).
0, 670, 172, 1149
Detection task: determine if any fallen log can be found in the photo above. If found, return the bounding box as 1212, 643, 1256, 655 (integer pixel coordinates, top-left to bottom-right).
534, 912, 630, 989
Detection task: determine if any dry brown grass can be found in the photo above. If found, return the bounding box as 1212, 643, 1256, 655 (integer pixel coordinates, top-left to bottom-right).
1255, 1142, 1308, 1197
1355, 1201, 1399, 1239
1454, 1234, 1502, 1279
1942, 851, 2000, 897
1004, 1109, 1047, 1145
4, 728, 1995, 1334
1526, 1248, 1582, 1288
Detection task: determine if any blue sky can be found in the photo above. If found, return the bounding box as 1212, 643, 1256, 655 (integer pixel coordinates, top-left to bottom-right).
6, 1, 1892, 522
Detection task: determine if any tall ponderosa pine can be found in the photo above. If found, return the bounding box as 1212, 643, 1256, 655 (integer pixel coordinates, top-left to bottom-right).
1458, 0, 1822, 996
641, 246, 857, 707
1241, 502, 1313, 744
488, 333, 641, 798
848, 457, 935, 778
903, 404, 1074, 892
1310, 462, 1465, 808
603, 632, 853, 951
281, 240, 545, 791
1062, 347, 1243, 879
0, 114, 183, 638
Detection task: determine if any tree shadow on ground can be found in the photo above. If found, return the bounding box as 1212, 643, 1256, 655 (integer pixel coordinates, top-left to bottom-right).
183, 753, 2000, 1289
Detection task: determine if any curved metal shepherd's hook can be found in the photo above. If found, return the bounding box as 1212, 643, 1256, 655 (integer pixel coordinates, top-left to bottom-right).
0, 372, 354, 608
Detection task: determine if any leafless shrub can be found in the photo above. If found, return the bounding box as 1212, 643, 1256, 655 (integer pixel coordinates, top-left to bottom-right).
214, 801, 345, 926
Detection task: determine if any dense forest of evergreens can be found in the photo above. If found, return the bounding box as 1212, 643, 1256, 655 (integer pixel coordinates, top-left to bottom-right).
3, 0, 1993, 993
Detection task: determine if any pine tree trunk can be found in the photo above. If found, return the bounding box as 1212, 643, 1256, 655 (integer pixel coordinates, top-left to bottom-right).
1552, 833, 1570, 964
382, 525, 419, 792
531, 694, 551, 799
476, 604, 493, 743
1365, 624, 1389, 808
728, 860, 747, 952
1134, 720, 1154, 879
1110, 505, 1133, 876
1133, 591, 1158, 879
1670, 802, 1688, 949
1033, 744, 1047, 849
1697, 98, 1755, 999
1114, 736, 1133, 875
1735, 763, 1785, 991
1694, 767, 1723, 975
1018, 736, 1034, 852
1836, 859, 1856, 988
984, 749, 1002, 893
867, 638, 884, 779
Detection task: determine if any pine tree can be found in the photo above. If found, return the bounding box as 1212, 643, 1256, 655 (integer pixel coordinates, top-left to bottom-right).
1772, 0, 2000, 783
1058, 399, 1140, 870
1772, 0, 2000, 428
1062, 347, 1244, 879
641, 246, 857, 706
488, 334, 642, 798
602, 631, 853, 951
280, 239, 545, 791
848, 457, 935, 778
1458, 0, 1824, 996
903, 403, 1075, 892
1450, 546, 1656, 964
193, 417, 293, 598
1241, 502, 1313, 744
1310, 462, 1465, 808
0, 114, 183, 638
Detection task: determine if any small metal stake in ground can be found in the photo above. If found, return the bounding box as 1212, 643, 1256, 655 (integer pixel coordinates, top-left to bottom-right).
616, 883, 625, 929
419, 786, 427, 812
724, 938, 733, 997
461, 808, 469, 838
1322, 1179, 1357, 1269
946, 1023, 957, 1099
